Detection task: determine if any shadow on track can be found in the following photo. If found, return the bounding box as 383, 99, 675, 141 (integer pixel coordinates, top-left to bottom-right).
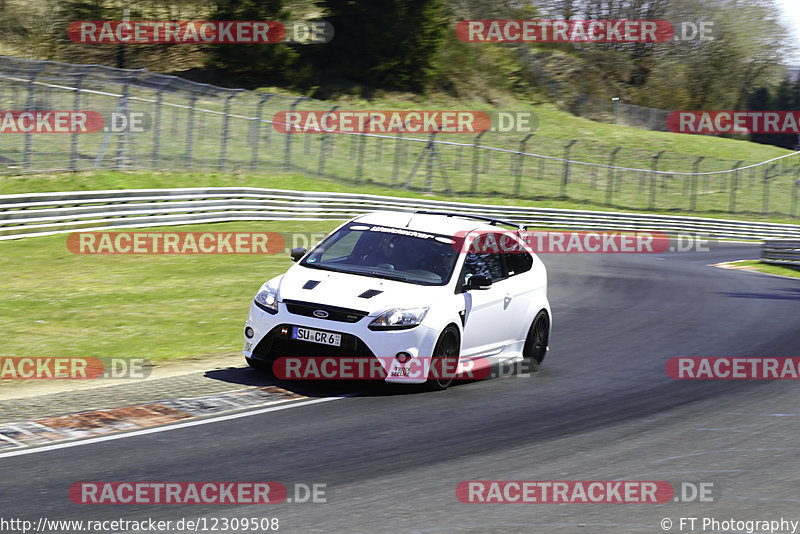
202, 365, 432, 397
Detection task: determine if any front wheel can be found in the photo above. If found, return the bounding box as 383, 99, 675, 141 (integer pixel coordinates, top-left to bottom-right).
426, 326, 460, 390
522, 311, 549, 370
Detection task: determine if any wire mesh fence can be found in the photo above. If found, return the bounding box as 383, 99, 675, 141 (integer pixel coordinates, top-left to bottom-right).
0, 55, 799, 217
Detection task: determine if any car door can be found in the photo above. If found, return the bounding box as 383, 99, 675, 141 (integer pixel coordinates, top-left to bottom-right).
499, 248, 537, 346
458, 251, 514, 358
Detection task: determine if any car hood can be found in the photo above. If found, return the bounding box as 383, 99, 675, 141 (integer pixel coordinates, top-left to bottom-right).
277, 266, 435, 314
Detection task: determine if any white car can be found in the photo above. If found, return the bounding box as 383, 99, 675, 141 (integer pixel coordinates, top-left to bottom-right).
242, 211, 551, 389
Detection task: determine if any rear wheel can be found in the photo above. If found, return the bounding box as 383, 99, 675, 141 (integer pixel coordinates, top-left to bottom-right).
427, 326, 460, 390
523, 311, 549, 370
246, 356, 267, 370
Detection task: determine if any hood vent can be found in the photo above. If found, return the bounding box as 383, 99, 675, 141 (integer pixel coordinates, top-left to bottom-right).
303, 280, 321, 289
358, 289, 383, 299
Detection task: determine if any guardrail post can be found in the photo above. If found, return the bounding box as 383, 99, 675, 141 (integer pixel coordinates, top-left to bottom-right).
649, 151, 664, 209
514, 134, 533, 196
690, 156, 704, 211
284, 96, 304, 171
560, 139, 577, 197
219, 90, 241, 171
251, 94, 273, 170
605, 147, 621, 205
471, 131, 486, 194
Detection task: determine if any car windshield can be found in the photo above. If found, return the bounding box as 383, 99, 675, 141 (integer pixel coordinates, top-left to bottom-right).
300, 223, 459, 285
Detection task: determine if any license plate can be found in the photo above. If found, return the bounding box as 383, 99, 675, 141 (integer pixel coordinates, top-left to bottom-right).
292, 327, 342, 347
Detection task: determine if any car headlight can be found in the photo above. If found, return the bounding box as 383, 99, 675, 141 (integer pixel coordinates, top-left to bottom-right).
368, 307, 428, 330
254, 284, 279, 315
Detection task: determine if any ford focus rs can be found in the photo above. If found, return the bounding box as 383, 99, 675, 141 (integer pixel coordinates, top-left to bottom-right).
243, 210, 551, 389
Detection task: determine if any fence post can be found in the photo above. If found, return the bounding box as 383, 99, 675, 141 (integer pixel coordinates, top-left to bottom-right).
392, 131, 403, 185
70, 66, 93, 171
762, 164, 776, 215
184, 88, 199, 169
792, 177, 800, 218
219, 90, 241, 171
690, 156, 704, 211
423, 132, 440, 193
514, 134, 533, 196
355, 133, 367, 183
560, 139, 577, 197
284, 96, 304, 171
729, 160, 743, 213
318, 105, 337, 177
116, 80, 130, 169
605, 147, 621, 205
251, 93, 273, 170
151, 77, 172, 169
649, 151, 664, 209
24, 61, 48, 170
471, 131, 486, 194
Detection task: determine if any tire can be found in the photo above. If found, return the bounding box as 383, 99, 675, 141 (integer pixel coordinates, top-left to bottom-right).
246, 356, 267, 370
522, 311, 550, 370
426, 326, 460, 390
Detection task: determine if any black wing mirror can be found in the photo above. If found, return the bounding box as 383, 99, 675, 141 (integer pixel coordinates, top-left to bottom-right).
290, 247, 307, 262
465, 274, 492, 290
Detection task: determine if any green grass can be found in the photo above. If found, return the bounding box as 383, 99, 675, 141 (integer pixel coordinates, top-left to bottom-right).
734, 260, 800, 279
0, 220, 341, 362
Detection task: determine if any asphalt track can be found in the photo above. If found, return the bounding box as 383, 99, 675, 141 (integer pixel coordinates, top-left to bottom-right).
2, 243, 800, 533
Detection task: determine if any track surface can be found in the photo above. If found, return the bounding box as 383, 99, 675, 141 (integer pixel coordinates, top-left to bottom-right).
2, 244, 800, 533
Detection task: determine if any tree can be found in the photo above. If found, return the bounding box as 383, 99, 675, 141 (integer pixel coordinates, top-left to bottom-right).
319, 0, 448, 91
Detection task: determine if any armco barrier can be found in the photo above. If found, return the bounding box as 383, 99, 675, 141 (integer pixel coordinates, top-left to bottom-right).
761, 239, 800, 266
0, 187, 799, 241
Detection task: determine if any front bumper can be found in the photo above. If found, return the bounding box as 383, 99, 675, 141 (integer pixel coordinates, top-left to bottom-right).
243, 300, 441, 384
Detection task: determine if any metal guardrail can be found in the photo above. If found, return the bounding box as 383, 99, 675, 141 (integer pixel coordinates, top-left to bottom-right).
761, 239, 800, 265
1, 187, 799, 241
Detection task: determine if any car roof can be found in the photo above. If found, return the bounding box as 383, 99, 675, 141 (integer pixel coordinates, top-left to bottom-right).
352, 211, 501, 236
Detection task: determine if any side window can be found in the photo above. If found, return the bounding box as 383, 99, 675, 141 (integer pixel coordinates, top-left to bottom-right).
505, 251, 533, 277
460, 252, 506, 287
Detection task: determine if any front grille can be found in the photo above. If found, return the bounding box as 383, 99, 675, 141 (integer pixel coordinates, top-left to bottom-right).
252, 324, 376, 362
283, 299, 368, 323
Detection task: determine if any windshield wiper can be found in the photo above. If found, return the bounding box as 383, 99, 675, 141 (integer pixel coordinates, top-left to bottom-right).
367, 271, 409, 282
